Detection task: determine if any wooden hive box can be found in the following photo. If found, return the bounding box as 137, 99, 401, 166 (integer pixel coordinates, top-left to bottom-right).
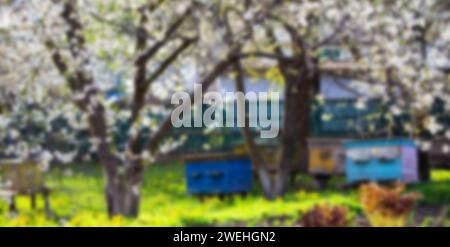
344, 139, 419, 183
0, 160, 45, 194
308, 138, 346, 176
0, 159, 52, 215
183, 153, 253, 195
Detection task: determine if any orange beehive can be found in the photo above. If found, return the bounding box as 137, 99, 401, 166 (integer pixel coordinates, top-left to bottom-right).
308, 138, 345, 176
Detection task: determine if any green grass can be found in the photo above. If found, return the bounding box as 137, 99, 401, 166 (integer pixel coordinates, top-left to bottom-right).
0, 163, 448, 226
409, 170, 450, 206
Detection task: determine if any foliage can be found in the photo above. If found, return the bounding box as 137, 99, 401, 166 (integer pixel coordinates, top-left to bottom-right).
360, 182, 422, 227
0, 0, 449, 217
410, 170, 450, 205
0, 163, 448, 226
0, 162, 360, 226
300, 203, 350, 227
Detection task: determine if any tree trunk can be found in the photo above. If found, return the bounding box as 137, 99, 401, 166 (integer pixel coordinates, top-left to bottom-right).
105, 179, 140, 218
233, 58, 319, 199
418, 151, 430, 182
233, 62, 274, 199
104, 160, 144, 218
272, 59, 318, 196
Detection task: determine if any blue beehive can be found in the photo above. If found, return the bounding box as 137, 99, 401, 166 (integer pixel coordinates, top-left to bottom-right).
185, 158, 253, 195
344, 139, 419, 183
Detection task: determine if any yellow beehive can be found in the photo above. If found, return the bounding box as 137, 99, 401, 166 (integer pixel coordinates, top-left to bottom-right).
0, 159, 52, 215
0, 160, 44, 194
308, 138, 345, 175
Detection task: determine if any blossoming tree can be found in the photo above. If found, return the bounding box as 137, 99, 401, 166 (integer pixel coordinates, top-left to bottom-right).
1, 0, 448, 215
222, 0, 449, 197
1, 0, 243, 217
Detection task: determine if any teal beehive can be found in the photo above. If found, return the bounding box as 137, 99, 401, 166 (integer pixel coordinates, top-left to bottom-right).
344, 139, 419, 183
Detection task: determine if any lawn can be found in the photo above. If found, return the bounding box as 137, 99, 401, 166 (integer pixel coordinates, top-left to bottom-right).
0, 162, 449, 226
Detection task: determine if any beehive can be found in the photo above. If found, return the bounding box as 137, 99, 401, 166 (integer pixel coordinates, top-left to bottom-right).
308, 138, 345, 176
0, 160, 44, 194
184, 154, 252, 195
344, 139, 419, 183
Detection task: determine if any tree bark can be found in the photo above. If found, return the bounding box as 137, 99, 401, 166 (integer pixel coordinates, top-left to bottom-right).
272, 58, 319, 196
418, 151, 430, 182
233, 58, 319, 199
104, 160, 144, 217
233, 61, 274, 198
105, 174, 141, 217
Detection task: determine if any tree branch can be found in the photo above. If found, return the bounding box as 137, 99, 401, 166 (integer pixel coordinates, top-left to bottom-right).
233, 60, 273, 197
237, 51, 288, 61
130, 37, 196, 125
48, 1, 121, 171
146, 54, 238, 154
130, 3, 195, 125
127, 37, 197, 156
313, 15, 350, 49
88, 11, 136, 36
126, 3, 196, 157
135, 5, 193, 66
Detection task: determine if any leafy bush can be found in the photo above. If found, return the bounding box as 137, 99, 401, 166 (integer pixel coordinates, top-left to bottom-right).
300, 204, 349, 227
360, 182, 421, 227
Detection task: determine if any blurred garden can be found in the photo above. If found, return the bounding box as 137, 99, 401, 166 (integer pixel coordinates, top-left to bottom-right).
0, 0, 449, 227
0, 162, 449, 227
